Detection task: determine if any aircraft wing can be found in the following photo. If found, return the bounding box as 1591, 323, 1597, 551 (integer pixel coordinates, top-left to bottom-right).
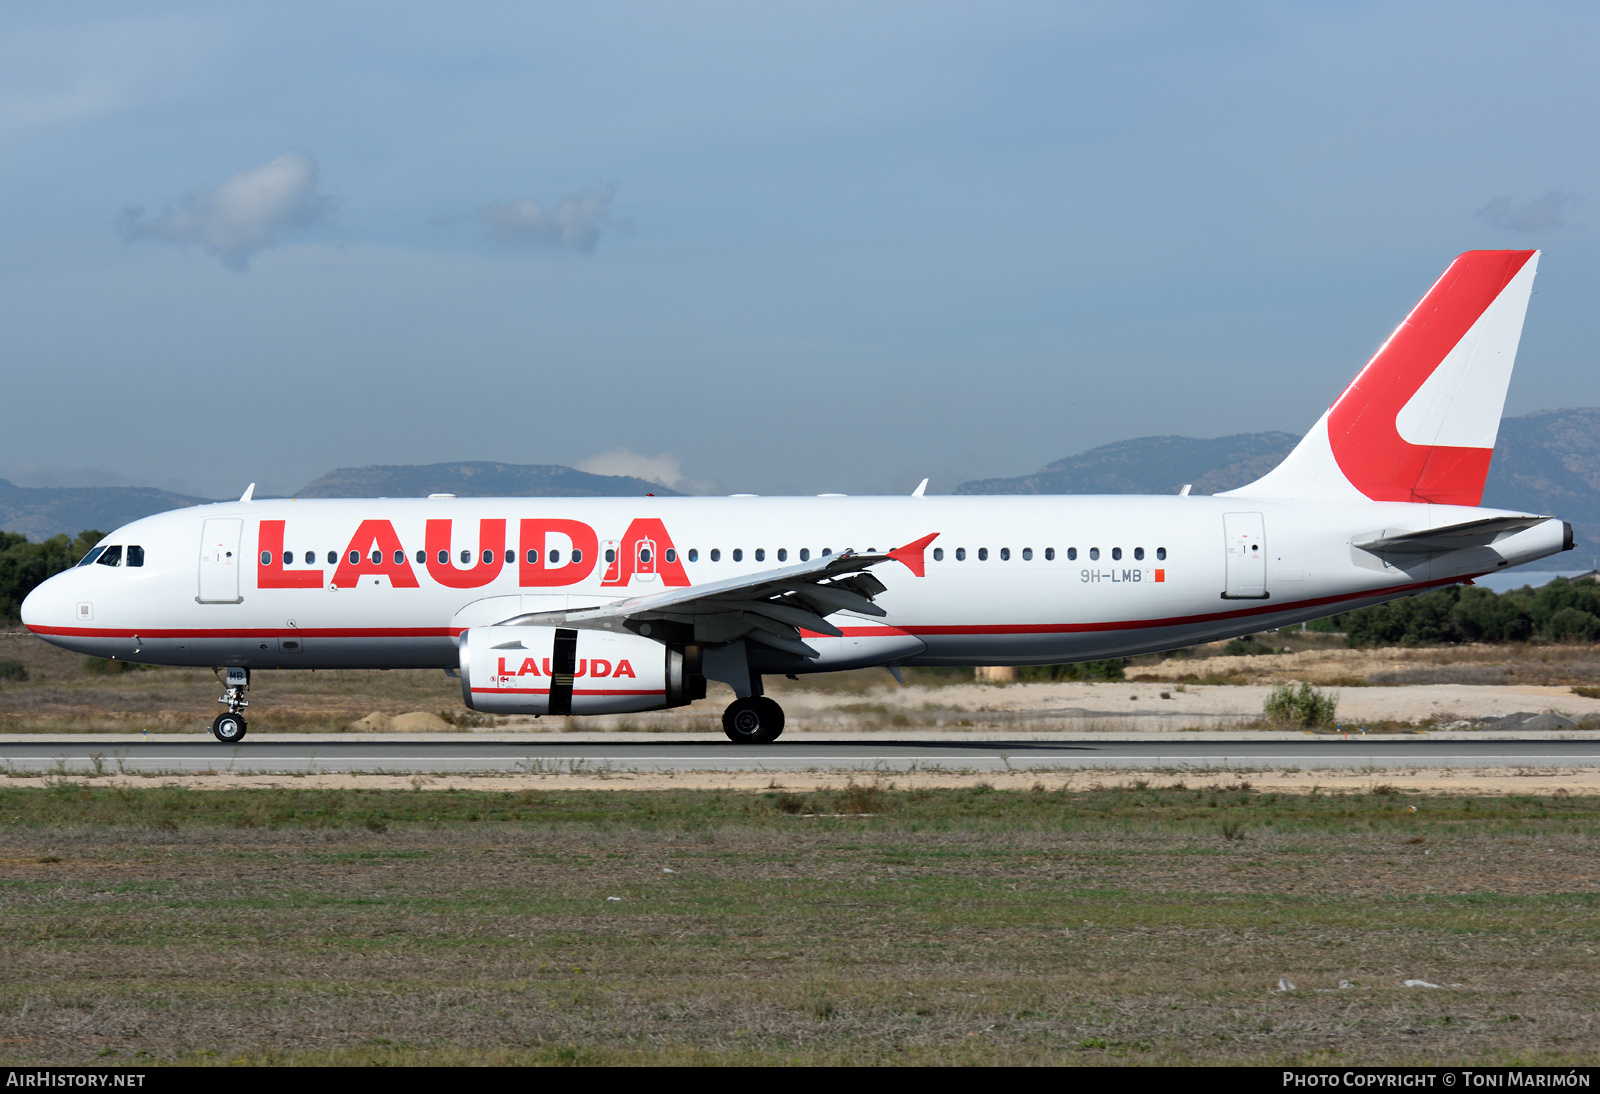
496, 533, 938, 658
1353, 515, 1550, 554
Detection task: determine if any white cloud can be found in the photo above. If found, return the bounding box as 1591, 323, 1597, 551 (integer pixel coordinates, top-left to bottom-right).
480, 186, 616, 252
1476, 190, 1583, 233
121, 152, 334, 268
575, 448, 716, 494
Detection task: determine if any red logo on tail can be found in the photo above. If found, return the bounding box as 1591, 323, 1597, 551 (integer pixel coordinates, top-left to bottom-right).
1327, 250, 1534, 505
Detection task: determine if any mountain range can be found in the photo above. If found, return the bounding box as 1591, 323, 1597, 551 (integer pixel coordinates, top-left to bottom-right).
296, 462, 682, 500
6, 411, 1600, 547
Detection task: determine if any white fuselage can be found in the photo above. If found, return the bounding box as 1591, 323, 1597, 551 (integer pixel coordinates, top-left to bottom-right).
20, 494, 1570, 673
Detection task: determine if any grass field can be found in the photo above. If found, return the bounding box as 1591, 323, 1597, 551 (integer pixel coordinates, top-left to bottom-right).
2, 784, 1597, 1065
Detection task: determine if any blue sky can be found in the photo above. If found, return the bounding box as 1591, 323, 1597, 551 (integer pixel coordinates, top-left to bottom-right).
2, 2, 1595, 498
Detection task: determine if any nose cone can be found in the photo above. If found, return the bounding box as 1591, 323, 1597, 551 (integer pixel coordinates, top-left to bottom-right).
21, 570, 74, 635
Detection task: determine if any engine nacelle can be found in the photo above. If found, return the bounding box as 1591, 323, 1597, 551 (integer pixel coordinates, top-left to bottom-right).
460, 625, 687, 715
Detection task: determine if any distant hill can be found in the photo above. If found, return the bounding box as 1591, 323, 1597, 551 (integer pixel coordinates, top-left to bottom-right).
956, 410, 1600, 550
0, 480, 214, 541
0, 462, 679, 540
296, 462, 681, 499
956, 432, 1300, 497
1482, 409, 1600, 551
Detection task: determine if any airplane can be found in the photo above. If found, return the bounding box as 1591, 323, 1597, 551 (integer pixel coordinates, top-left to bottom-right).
21, 249, 1572, 745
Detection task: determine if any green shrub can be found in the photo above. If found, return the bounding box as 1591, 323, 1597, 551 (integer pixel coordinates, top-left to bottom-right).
1546, 606, 1600, 642
1222, 637, 1277, 656
0, 659, 26, 681
81, 657, 129, 675
1264, 682, 1338, 727
1016, 658, 1127, 682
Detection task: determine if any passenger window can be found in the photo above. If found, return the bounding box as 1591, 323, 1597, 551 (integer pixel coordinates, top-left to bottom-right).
482, 549, 494, 565
1066, 548, 1076, 560
371, 550, 382, 565
755, 549, 765, 562
77, 546, 107, 567
1112, 548, 1122, 561
328, 551, 338, 565
572, 549, 582, 564
799, 548, 810, 561
1046, 548, 1055, 560
710, 549, 721, 562
349, 551, 360, 565
687, 549, 699, 562
438, 550, 450, 565
665, 548, 676, 563
640, 548, 651, 563
732, 549, 743, 562
282, 551, 294, 565
777, 549, 787, 562
933, 547, 943, 561
1089, 548, 1099, 561
822, 548, 831, 557
1021, 548, 1032, 561
978, 548, 988, 561
460, 550, 471, 565
549, 549, 561, 564
526, 549, 539, 564
416, 550, 426, 564
96, 546, 122, 567
1157, 547, 1167, 560
1000, 548, 1010, 561
956, 548, 966, 561
391, 550, 401, 565
1134, 547, 1144, 561
259, 551, 271, 566
605, 549, 616, 564
505, 550, 514, 564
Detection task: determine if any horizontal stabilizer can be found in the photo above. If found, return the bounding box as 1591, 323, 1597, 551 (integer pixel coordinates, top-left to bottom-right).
1353, 515, 1548, 554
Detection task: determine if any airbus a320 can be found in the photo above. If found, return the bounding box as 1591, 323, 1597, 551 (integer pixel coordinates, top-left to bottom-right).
22, 250, 1571, 744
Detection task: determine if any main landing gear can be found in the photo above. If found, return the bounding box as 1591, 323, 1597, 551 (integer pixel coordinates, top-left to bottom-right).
722, 696, 785, 744
211, 667, 249, 743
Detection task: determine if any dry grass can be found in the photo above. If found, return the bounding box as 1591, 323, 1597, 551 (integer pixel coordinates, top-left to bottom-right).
1132, 638, 1600, 688
0, 785, 1597, 1065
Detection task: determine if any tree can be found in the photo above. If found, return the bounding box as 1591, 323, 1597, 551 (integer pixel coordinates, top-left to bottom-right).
0, 531, 104, 621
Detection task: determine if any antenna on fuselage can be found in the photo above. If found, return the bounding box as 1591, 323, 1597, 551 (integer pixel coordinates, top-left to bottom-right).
239, 483, 256, 502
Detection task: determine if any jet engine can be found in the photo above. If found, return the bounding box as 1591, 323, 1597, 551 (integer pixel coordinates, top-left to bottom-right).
459, 625, 691, 715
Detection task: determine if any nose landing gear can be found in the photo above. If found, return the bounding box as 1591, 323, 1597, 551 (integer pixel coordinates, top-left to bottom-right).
722, 696, 784, 744
211, 667, 249, 743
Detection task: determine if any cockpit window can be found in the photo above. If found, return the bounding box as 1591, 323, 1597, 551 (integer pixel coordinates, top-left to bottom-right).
77, 546, 108, 567
126, 545, 144, 567
96, 546, 123, 567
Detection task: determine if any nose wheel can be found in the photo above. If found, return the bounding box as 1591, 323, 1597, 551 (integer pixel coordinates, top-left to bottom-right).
211, 667, 250, 744
722, 696, 784, 744
211, 712, 247, 743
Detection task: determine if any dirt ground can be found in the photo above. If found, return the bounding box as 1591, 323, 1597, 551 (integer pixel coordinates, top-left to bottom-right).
6, 766, 1600, 796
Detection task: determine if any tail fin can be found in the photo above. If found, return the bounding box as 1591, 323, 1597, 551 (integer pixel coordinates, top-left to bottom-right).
1224, 249, 1538, 504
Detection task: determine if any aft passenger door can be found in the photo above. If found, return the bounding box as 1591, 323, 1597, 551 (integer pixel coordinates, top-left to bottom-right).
198, 518, 244, 603
1222, 512, 1268, 599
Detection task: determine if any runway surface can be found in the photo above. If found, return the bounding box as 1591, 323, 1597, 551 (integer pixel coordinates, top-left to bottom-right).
2, 736, 1599, 774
